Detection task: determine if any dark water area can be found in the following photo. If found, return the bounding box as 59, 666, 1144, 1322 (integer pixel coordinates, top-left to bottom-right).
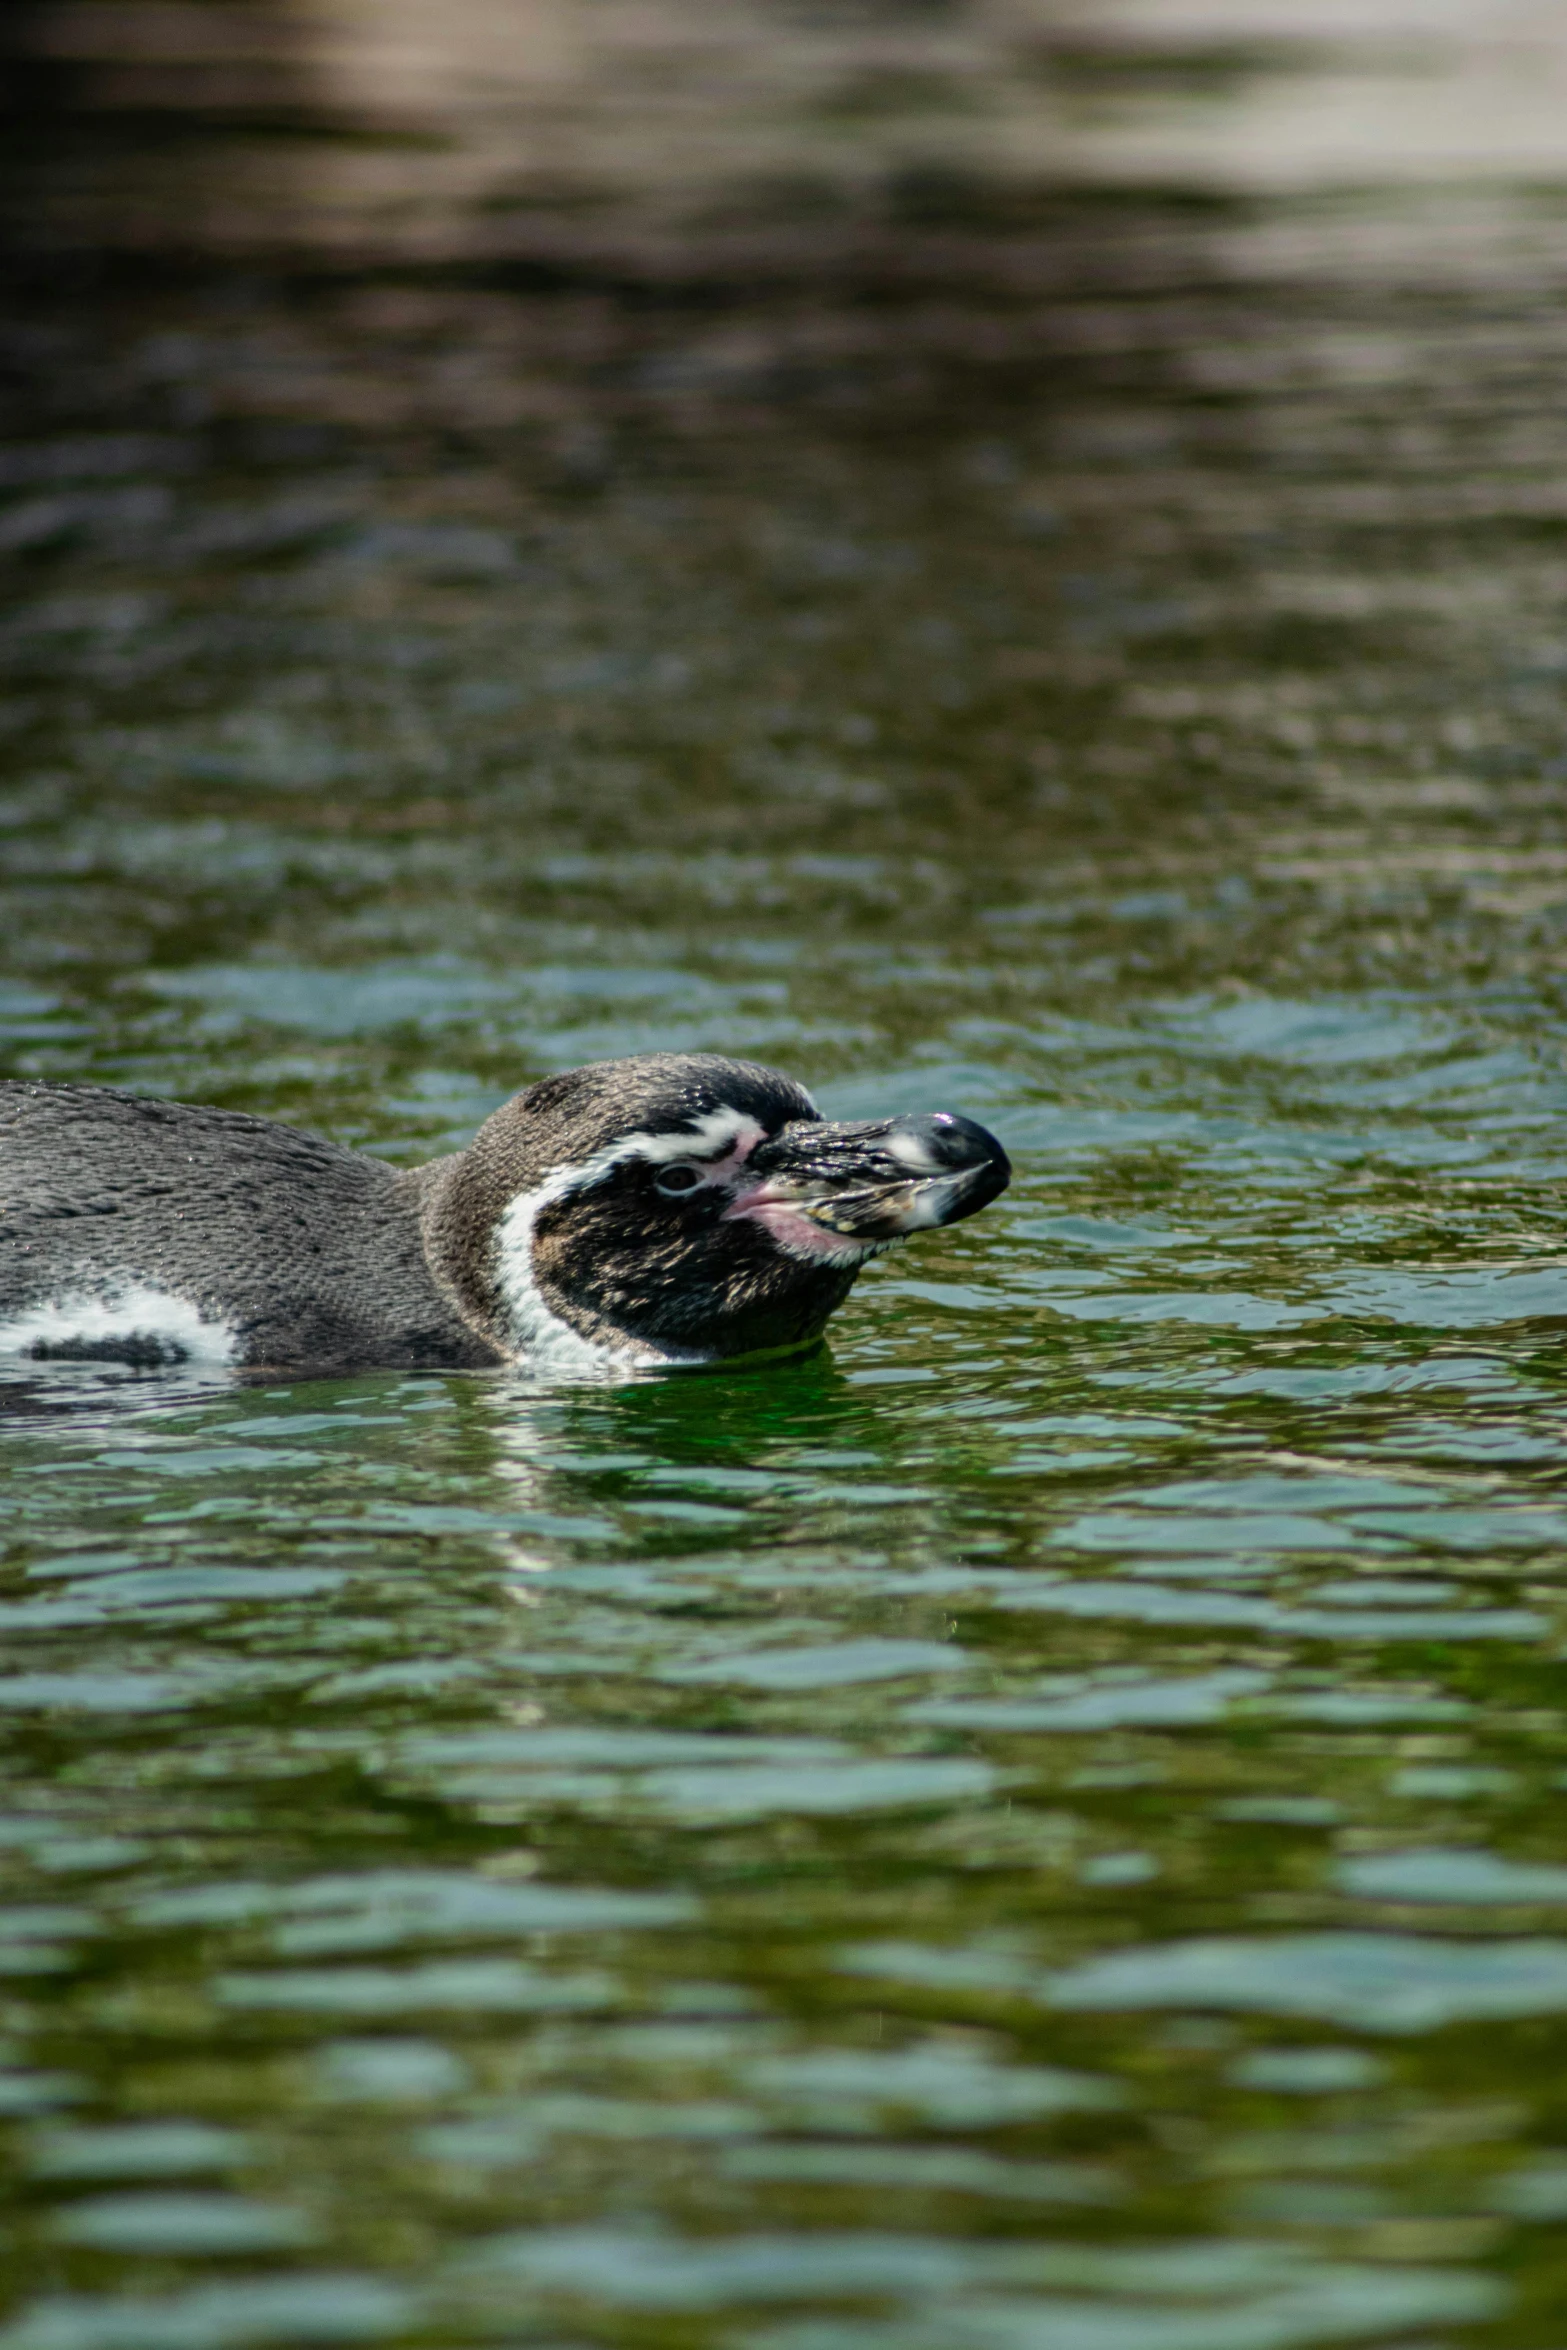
8, 7, 1567, 2346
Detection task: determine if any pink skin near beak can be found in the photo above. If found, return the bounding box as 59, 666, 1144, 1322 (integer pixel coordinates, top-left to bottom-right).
678, 1127, 879, 1262
678, 1108, 1011, 1263
724, 1181, 883, 1262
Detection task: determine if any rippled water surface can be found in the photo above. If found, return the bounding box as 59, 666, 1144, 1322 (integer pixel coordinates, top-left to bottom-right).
9, 34, 1567, 2341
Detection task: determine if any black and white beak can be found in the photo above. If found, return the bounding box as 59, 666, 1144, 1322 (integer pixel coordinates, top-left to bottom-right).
726, 1111, 1011, 1258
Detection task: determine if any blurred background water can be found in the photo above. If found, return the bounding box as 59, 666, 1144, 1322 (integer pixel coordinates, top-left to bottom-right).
6, 4, 1567, 2345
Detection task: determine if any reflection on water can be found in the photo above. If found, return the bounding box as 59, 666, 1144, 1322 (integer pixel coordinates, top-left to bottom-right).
7, 0, 1567, 263
8, 4, 1567, 2346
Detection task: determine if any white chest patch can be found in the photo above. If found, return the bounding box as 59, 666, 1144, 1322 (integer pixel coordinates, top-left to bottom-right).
0, 1286, 238, 1368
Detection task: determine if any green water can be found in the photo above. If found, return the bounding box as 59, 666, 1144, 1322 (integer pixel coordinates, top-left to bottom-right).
8, 178, 1567, 2350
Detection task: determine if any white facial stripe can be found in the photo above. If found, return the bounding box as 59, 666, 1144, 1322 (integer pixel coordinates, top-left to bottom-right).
492, 1178, 711, 1372
630, 1108, 768, 1167
0, 1287, 237, 1366
493, 1183, 641, 1370
559, 1107, 769, 1197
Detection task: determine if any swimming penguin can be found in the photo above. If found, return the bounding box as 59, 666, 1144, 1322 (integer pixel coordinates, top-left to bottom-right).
0, 1053, 1010, 1375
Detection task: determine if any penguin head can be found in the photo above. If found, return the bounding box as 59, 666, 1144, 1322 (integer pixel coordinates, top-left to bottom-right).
422, 1052, 1011, 1370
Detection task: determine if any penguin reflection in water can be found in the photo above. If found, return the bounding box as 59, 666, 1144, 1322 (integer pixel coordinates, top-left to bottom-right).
0, 1054, 1010, 1377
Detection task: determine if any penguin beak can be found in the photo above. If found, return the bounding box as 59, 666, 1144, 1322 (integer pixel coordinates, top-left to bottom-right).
727, 1111, 1011, 1250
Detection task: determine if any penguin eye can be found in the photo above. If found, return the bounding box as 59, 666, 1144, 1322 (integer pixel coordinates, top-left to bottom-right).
655, 1163, 703, 1196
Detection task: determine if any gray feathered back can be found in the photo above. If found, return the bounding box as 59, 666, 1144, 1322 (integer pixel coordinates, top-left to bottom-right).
0, 1082, 493, 1372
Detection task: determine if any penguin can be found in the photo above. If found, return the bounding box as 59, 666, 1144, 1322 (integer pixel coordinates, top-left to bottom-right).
0, 1053, 1011, 1376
